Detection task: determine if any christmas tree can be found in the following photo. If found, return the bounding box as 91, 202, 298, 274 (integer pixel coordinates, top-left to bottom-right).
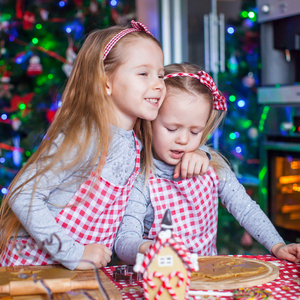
216, 1, 267, 254
218, 1, 260, 182
0, 0, 135, 199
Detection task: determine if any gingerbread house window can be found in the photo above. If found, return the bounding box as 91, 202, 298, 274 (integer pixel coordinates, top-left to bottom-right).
158, 255, 173, 267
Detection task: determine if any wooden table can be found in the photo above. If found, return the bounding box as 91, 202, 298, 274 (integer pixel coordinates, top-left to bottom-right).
0, 265, 121, 300
1, 255, 300, 299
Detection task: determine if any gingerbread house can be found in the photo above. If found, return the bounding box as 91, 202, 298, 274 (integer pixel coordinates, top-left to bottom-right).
134, 209, 199, 300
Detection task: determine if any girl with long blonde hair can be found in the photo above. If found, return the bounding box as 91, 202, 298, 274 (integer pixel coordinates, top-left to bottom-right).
0, 20, 166, 270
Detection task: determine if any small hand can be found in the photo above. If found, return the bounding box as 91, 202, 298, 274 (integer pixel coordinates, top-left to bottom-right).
271, 242, 300, 263
138, 241, 152, 254
174, 149, 209, 179
76, 243, 112, 270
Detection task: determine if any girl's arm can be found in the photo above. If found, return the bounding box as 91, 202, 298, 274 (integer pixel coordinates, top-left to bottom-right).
217, 156, 285, 254
114, 174, 152, 265
9, 134, 87, 270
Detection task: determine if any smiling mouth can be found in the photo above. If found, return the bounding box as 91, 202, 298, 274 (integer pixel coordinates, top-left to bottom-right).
145, 98, 159, 104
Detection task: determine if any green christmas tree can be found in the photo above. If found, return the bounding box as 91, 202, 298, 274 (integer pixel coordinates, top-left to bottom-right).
0, 0, 135, 199
216, 1, 267, 254
218, 1, 260, 183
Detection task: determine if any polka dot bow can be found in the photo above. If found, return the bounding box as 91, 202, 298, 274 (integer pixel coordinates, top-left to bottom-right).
103, 20, 153, 61
164, 71, 227, 111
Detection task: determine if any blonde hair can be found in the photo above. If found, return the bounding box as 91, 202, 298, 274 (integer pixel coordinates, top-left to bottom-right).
0, 24, 160, 254
164, 62, 227, 170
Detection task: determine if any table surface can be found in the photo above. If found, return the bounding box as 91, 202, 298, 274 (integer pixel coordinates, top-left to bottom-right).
106, 254, 299, 300
0, 254, 299, 300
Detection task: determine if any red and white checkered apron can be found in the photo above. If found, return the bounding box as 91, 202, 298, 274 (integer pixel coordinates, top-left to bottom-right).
0, 133, 140, 267
147, 166, 219, 256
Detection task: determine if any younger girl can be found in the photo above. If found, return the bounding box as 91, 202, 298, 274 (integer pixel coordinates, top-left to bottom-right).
115, 63, 300, 265
0, 20, 167, 270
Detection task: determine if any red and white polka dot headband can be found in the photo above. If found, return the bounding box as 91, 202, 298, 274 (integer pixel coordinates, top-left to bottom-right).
164, 71, 227, 111
103, 20, 153, 61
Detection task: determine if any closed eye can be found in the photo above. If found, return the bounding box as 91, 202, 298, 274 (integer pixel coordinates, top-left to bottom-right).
167, 128, 177, 132
139, 72, 148, 76
191, 131, 200, 135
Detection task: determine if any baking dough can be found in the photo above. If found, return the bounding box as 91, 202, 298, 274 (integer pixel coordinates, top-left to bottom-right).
191, 257, 268, 280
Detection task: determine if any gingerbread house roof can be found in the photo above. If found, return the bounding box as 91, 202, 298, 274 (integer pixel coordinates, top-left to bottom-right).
139, 231, 196, 274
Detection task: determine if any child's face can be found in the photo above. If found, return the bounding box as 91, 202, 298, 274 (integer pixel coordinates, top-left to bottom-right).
106, 38, 166, 130
152, 88, 211, 165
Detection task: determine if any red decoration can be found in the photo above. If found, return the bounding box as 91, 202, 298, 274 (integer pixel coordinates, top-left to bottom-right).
0, 71, 14, 98
145, 271, 185, 299
0, 142, 23, 152
46, 109, 57, 123
0, 118, 11, 125
3, 92, 34, 113
16, 0, 25, 19
1, 71, 10, 83
27, 55, 42, 76
23, 11, 35, 30
74, 0, 83, 6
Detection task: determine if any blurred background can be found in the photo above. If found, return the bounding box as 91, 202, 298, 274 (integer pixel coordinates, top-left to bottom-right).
0, 0, 299, 255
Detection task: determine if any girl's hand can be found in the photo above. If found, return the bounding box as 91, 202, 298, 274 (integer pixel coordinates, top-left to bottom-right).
76, 243, 112, 269
174, 149, 209, 179
139, 241, 152, 254
271, 242, 300, 263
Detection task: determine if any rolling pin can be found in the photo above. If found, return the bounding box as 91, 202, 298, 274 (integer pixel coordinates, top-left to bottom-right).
0, 278, 99, 296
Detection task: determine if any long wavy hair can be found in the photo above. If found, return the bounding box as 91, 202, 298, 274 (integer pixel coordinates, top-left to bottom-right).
0, 24, 160, 254
164, 62, 228, 170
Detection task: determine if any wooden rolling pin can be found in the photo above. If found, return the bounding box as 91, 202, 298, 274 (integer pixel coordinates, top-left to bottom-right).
0, 278, 99, 296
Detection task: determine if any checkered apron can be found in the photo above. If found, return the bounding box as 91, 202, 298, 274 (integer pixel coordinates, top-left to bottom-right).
0, 133, 140, 266
147, 166, 219, 256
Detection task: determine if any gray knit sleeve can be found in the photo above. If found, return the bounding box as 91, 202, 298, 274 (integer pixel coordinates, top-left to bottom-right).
114, 173, 152, 265
217, 158, 285, 253
199, 143, 211, 161
10, 133, 87, 270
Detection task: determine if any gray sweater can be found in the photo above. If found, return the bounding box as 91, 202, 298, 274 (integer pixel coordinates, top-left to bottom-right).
114, 156, 285, 265
8, 127, 139, 270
